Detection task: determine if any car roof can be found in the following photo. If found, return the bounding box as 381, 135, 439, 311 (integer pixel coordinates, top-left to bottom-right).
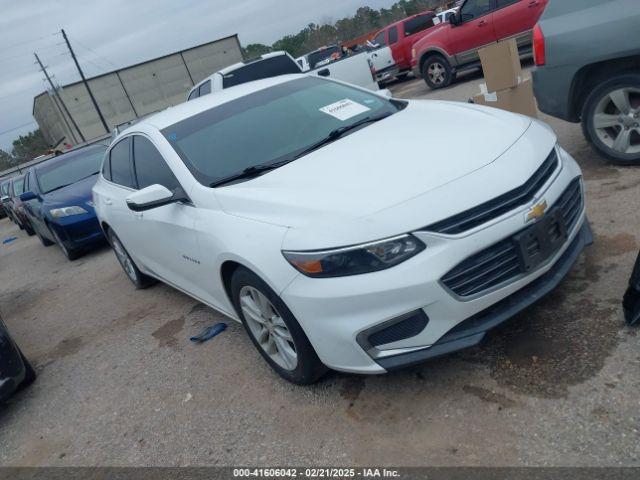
218, 51, 289, 76
382, 10, 435, 29
127, 74, 305, 134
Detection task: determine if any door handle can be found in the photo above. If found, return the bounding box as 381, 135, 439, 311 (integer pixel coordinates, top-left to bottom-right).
478, 20, 488, 27
317, 68, 330, 77
104, 199, 112, 205
528, 0, 539, 6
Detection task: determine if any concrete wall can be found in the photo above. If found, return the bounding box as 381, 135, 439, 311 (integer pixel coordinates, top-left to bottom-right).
33, 35, 243, 145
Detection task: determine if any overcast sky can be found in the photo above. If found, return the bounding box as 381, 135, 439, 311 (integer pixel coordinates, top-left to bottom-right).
0, 0, 400, 150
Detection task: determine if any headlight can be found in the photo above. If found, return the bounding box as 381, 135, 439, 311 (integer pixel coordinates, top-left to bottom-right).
50, 206, 87, 218
282, 234, 426, 278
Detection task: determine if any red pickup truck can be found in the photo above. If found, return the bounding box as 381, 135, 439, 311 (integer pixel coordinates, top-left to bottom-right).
411, 0, 548, 89
372, 10, 439, 77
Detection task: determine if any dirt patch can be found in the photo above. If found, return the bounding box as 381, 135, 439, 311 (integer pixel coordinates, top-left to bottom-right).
152, 317, 185, 350
459, 286, 621, 398
462, 385, 517, 409
46, 336, 85, 362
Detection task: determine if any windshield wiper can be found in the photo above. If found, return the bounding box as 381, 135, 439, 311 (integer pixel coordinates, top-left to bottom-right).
43, 172, 100, 194
209, 160, 293, 188
291, 112, 393, 160
208, 112, 393, 188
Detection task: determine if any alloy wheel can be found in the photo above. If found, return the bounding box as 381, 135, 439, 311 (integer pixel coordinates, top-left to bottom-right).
51, 229, 71, 258
593, 87, 640, 155
239, 286, 298, 371
428, 62, 446, 85
112, 236, 138, 282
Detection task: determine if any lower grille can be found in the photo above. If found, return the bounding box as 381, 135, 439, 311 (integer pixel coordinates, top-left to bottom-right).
442, 178, 583, 298
357, 310, 429, 350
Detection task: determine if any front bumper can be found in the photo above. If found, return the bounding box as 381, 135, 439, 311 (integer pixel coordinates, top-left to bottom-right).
49, 213, 105, 250
281, 151, 590, 374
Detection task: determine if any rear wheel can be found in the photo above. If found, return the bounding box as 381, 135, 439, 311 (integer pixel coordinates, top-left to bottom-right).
582, 74, 640, 164
108, 229, 156, 289
23, 220, 35, 237
422, 55, 453, 89
230, 267, 327, 385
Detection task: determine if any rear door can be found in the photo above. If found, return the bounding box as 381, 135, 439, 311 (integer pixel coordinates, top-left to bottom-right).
492, 0, 547, 47
128, 134, 202, 295
97, 137, 140, 257
452, 0, 498, 64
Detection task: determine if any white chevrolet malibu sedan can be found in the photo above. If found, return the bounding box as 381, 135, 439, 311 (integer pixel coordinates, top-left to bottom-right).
93, 74, 592, 384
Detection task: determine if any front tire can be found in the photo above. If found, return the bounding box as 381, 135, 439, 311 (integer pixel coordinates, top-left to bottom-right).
230, 267, 327, 385
422, 55, 453, 89
108, 230, 156, 289
18, 348, 36, 389
35, 227, 54, 247
582, 73, 640, 165
51, 227, 81, 261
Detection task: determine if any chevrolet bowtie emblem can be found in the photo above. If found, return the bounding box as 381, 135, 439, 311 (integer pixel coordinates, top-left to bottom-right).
526, 200, 548, 223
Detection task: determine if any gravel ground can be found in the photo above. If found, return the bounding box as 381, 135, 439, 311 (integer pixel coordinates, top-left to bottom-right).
0, 68, 639, 467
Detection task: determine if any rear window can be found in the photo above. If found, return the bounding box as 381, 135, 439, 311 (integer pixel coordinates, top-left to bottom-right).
307, 47, 340, 70
404, 14, 436, 36
222, 56, 301, 89
36, 145, 107, 194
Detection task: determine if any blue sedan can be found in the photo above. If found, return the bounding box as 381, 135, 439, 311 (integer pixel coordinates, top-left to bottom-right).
21, 143, 109, 260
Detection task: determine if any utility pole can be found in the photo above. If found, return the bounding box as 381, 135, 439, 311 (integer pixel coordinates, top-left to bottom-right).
61, 28, 110, 134
34, 52, 84, 143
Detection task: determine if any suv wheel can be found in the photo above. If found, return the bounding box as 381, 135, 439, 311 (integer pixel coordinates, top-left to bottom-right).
51, 227, 80, 261
108, 230, 156, 289
230, 267, 327, 385
582, 74, 640, 164
422, 55, 453, 89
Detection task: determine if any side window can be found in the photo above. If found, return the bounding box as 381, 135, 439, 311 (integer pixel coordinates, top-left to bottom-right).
388, 26, 398, 45
187, 89, 198, 101
132, 136, 180, 191
198, 80, 211, 97
374, 31, 386, 47
23, 173, 29, 191
102, 154, 112, 181
496, 0, 519, 7
404, 14, 435, 37
109, 137, 135, 188
461, 0, 493, 20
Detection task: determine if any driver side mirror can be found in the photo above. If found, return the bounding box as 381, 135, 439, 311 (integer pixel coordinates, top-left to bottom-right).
19, 191, 37, 202
126, 184, 188, 212
0, 195, 9, 203
449, 12, 460, 26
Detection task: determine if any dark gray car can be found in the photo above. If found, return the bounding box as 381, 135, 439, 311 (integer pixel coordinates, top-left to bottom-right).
532, 0, 640, 164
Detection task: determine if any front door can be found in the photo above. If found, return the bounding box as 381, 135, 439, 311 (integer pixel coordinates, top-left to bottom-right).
452, 0, 498, 65
127, 135, 204, 297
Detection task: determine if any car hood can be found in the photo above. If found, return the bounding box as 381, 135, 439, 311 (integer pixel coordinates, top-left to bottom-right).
43, 174, 97, 208
215, 100, 532, 229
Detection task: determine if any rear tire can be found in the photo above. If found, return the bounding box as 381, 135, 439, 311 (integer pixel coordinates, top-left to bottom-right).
422, 54, 453, 89
108, 229, 156, 289
230, 267, 327, 385
581, 73, 640, 165
24, 221, 35, 237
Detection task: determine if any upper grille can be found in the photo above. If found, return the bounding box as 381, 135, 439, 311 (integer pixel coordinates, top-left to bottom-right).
441, 177, 583, 298
425, 149, 559, 235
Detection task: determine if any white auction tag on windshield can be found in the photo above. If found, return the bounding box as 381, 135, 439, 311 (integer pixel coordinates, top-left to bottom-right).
319, 99, 370, 121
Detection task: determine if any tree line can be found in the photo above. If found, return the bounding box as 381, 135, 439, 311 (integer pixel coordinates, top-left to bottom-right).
0, 130, 50, 172
243, 0, 444, 59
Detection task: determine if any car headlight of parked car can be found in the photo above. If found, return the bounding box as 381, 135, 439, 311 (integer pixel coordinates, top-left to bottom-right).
50, 206, 88, 218
282, 234, 426, 278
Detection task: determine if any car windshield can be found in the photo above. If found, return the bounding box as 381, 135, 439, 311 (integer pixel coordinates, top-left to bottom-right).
162, 76, 403, 187
12, 178, 24, 196
36, 145, 107, 194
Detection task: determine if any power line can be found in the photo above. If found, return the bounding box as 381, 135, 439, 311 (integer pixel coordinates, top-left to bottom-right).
0, 121, 37, 137
61, 29, 109, 134
74, 40, 118, 68
1, 32, 59, 51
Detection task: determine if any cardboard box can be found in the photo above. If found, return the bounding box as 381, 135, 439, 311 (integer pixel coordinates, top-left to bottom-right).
473, 78, 538, 118
478, 39, 522, 92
